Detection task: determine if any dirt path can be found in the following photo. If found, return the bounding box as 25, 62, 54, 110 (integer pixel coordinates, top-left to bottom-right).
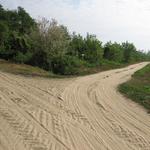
0, 62, 150, 150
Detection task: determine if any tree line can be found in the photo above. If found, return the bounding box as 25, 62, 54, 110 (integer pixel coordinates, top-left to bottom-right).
0, 5, 150, 75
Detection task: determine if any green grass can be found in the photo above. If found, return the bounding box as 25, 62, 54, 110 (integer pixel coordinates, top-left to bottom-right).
119, 64, 150, 113
74, 60, 127, 76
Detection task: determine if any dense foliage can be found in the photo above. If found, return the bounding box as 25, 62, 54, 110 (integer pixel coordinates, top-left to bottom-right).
0, 5, 149, 75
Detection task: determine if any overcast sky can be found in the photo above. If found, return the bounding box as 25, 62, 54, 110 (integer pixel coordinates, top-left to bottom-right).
1, 0, 150, 51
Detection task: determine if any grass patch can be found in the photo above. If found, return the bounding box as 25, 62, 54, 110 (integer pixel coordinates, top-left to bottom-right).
0, 59, 57, 78
119, 64, 150, 113
75, 60, 127, 76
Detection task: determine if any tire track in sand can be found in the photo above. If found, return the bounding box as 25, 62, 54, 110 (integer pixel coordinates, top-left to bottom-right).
0, 62, 150, 150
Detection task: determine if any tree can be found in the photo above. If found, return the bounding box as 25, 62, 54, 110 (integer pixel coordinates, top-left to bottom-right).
0, 21, 9, 47
17, 7, 36, 34
69, 33, 103, 64
122, 41, 136, 63
69, 33, 85, 57
103, 42, 123, 62
29, 18, 70, 70
0, 5, 35, 61
84, 33, 103, 64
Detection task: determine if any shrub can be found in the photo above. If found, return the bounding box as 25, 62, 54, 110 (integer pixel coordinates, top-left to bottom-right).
51, 55, 85, 75
13, 51, 32, 63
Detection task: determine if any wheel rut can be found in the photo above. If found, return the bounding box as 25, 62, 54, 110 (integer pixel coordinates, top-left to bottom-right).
0, 62, 150, 150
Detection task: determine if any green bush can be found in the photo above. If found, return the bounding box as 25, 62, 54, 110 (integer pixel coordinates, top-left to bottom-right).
13, 51, 32, 63
51, 55, 85, 75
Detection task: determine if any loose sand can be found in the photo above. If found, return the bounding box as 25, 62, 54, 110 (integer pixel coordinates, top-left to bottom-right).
0, 62, 149, 150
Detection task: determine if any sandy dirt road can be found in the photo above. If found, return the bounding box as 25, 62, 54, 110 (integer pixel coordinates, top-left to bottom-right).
0, 62, 150, 150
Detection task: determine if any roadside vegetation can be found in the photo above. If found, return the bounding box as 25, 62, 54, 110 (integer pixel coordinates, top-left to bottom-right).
0, 5, 150, 75
119, 64, 150, 113
0, 59, 55, 77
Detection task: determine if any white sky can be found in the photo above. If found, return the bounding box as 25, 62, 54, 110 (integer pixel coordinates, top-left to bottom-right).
1, 0, 150, 51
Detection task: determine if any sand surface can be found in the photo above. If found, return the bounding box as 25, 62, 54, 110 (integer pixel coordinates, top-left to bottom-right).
0, 62, 150, 150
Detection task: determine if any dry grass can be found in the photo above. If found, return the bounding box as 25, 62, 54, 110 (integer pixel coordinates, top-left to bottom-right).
0, 59, 54, 78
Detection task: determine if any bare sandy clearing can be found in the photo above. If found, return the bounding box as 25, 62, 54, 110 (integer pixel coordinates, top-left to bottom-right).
0, 62, 149, 150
